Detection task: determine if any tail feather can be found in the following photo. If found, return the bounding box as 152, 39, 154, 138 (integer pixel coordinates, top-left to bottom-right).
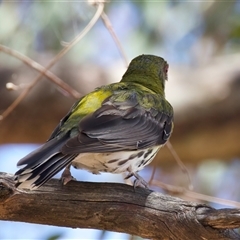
17, 134, 68, 168
14, 133, 75, 189
20, 152, 63, 180
33, 154, 76, 188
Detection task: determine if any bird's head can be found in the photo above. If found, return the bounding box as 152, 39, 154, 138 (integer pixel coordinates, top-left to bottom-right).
121, 54, 169, 95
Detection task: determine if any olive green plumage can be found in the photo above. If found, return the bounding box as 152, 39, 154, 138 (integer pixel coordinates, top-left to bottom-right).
14, 54, 174, 189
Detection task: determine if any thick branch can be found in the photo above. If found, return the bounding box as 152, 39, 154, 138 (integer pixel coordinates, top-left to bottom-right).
0, 172, 239, 239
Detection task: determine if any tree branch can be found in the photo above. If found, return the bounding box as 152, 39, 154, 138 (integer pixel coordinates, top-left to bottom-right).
0, 2, 104, 121
0, 44, 81, 99
0, 172, 239, 239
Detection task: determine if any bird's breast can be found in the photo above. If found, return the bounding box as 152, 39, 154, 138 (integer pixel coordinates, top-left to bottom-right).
71, 146, 161, 174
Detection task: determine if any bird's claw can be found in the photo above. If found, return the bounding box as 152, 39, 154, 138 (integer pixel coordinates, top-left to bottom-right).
60, 165, 76, 185
133, 178, 149, 189
124, 172, 133, 180
133, 175, 149, 189
126, 170, 149, 189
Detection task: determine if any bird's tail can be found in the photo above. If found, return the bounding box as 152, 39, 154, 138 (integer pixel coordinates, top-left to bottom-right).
14, 134, 75, 190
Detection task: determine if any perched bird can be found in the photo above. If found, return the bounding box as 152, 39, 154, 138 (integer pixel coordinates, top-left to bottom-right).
15, 54, 174, 190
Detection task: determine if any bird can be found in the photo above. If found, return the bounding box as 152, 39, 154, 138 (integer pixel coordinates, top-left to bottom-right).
14, 54, 174, 190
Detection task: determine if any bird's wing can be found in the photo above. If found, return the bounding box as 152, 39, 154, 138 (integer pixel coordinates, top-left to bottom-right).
62, 92, 173, 154
14, 88, 114, 189
47, 98, 83, 140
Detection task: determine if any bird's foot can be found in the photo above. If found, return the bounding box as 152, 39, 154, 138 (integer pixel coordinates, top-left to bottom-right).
60, 164, 76, 185
126, 170, 149, 189
133, 172, 149, 189
125, 172, 133, 179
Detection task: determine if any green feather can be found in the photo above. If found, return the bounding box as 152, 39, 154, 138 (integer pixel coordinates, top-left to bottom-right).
120, 54, 168, 95
60, 54, 172, 134
61, 89, 112, 132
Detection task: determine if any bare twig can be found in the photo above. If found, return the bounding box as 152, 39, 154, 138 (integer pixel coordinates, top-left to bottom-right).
151, 179, 240, 208
101, 11, 129, 67
166, 141, 193, 190
49, 2, 104, 67
0, 2, 104, 121
0, 72, 41, 121
0, 44, 81, 99
148, 165, 157, 185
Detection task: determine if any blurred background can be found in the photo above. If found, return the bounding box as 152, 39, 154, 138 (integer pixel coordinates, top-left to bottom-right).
0, 1, 240, 239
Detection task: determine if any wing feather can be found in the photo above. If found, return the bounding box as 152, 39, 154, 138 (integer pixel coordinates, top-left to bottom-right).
62, 94, 173, 154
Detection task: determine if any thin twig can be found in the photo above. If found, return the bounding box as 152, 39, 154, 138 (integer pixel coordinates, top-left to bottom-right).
101, 11, 129, 67
0, 2, 104, 121
166, 141, 193, 190
0, 44, 81, 99
148, 165, 157, 186
49, 2, 104, 68
151, 180, 240, 208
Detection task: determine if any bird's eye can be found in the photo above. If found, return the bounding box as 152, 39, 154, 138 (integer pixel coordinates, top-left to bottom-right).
163, 63, 169, 81
164, 63, 169, 75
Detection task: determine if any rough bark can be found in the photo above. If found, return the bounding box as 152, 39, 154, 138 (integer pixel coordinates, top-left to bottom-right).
0, 172, 240, 240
